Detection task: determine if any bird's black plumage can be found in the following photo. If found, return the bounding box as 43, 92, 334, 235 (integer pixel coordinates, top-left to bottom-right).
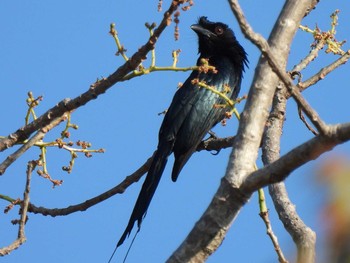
115, 16, 248, 252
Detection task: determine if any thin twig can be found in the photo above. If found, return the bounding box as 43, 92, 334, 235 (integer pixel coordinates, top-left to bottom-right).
0, 161, 34, 256
298, 105, 318, 135
0, 114, 68, 175
291, 40, 325, 73
297, 50, 350, 93
260, 211, 288, 263
27, 153, 154, 216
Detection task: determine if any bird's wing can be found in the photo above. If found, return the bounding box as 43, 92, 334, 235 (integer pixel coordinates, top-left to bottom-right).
171, 66, 240, 181
158, 70, 202, 142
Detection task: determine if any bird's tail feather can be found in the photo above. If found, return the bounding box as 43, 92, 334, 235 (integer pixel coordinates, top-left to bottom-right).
116, 143, 171, 248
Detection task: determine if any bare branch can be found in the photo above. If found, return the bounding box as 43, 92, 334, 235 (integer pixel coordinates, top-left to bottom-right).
0, 161, 34, 255
298, 105, 319, 135
262, 86, 316, 262
259, 211, 289, 263
244, 123, 350, 192
0, 0, 185, 153
23, 134, 236, 217
27, 153, 154, 217
298, 50, 350, 92
168, 1, 315, 261
230, 0, 330, 135
0, 113, 68, 175
269, 183, 316, 263
303, 0, 320, 17
291, 40, 325, 73
196, 136, 235, 152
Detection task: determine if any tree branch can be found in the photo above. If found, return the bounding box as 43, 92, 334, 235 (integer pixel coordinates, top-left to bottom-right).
27, 153, 154, 216
244, 123, 350, 191
196, 136, 235, 152
0, 0, 185, 153
0, 161, 34, 255
298, 50, 350, 93
20, 135, 236, 217
0, 113, 68, 175
262, 85, 316, 263
261, 85, 291, 262
167, 0, 315, 262
231, 0, 330, 135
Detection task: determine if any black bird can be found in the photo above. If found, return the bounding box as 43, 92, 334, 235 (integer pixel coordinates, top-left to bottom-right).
114, 16, 247, 254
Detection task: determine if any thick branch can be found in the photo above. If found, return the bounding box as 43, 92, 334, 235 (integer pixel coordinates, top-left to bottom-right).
168, 1, 315, 262
244, 123, 350, 192
262, 86, 316, 262
232, 0, 329, 135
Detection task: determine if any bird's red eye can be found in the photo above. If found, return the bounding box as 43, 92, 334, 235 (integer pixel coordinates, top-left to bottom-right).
215, 26, 224, 35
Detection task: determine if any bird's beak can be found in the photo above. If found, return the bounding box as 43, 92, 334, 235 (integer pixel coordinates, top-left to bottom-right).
191, 24, 215, 38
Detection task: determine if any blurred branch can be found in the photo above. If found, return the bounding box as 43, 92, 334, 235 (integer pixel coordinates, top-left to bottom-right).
0, 161, 34, 256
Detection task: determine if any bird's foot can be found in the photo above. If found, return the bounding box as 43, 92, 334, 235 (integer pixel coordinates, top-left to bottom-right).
208, 130, 218, 139
204, 131, 221, 155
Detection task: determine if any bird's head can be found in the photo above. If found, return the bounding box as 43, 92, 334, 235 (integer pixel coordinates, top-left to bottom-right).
191, 16, 248, 69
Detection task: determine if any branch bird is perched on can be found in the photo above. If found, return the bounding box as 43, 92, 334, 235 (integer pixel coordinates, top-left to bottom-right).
111, 16, 248, 259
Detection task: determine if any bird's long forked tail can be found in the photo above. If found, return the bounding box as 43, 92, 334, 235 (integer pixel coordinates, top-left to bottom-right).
108, 144, 171, 262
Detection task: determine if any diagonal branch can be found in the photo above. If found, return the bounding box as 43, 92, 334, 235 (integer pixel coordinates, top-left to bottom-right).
230, 0, 329, 136
0, 0, 185, 153
27, 153, 154, 216
244, 123, 350, 192
297, 50, 350, 93
0, 113, 68, 175
292, 40, 325, 73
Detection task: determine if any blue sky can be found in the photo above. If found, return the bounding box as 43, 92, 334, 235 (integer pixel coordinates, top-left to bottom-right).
1, 1, 349, 262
